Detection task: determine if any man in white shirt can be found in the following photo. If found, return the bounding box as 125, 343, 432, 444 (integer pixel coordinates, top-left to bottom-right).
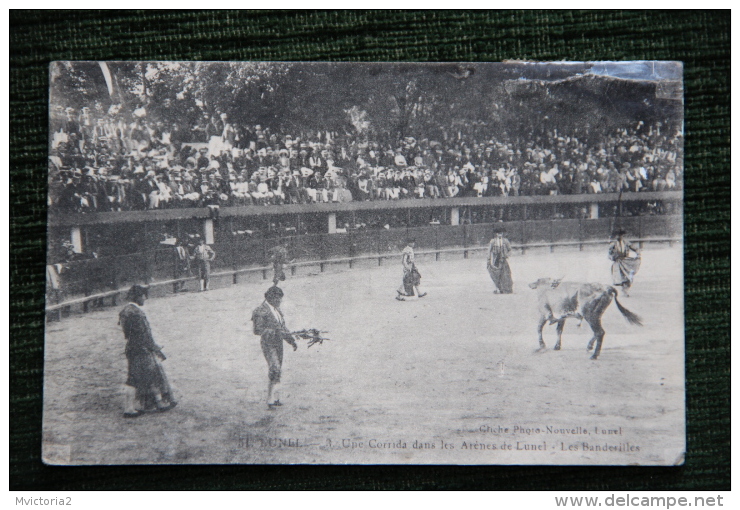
193, 238, 215, 291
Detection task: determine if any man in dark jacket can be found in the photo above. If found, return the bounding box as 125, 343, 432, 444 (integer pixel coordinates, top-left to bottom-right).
251, 286, 297, 409
119, 284, 177, 417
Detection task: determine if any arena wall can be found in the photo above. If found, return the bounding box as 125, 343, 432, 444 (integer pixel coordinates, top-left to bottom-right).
46, 210, 682, 317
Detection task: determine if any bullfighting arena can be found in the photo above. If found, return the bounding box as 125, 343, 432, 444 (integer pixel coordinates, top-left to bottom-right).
42, 244, 685, 465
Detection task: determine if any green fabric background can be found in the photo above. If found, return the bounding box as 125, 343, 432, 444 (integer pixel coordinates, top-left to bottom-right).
10, 10, 729, 490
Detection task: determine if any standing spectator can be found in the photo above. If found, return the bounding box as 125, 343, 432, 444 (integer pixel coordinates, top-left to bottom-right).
62, 107, 81, 150
92, 118, 108, 149
173, 239, 191, 293
206, 115, 224, 156
193, 237, 216, 291
221, 113, 237, 151
129, 118, 150, 157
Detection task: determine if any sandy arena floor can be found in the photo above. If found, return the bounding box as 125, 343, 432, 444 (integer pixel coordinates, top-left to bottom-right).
42, 244, 685, 465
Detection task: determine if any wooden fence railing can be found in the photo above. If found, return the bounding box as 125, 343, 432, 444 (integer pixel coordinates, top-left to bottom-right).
45, 236, 681, 316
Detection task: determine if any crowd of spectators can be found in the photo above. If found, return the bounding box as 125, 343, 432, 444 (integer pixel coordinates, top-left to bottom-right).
48, 104, 683, 213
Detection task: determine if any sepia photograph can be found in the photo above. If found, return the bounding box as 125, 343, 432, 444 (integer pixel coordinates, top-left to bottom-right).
43, 61, 685, 465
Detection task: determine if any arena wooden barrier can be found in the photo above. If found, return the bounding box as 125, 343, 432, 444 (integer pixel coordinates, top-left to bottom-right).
45, 193, 682, 319
46, 233, 682, 317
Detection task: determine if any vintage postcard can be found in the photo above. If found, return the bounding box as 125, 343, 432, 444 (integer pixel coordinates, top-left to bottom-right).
43, 61, 684, 465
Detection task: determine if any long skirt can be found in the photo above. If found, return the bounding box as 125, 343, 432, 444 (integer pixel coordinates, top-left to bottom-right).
611, 256, 641, 286
126, 351, 174, 411
487, 258, 513, 294
399, 266, 421, 296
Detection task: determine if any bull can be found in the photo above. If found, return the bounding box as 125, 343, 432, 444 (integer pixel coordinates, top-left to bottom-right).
528, 277, 643, 360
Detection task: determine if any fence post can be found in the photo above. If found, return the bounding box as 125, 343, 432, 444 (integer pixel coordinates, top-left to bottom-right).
348, 233, 355, 269
286, 235, 296, 277
204, 218, 214, 244
71, 226, 83, 253
520, 221, 527, 255
590, 202, 599, 219
319, 233, 326, 273
172, 245, 181, 294
145, 250, 153, 285
82, 264, 91, 312
451, 207, 460, 226
463, 224, 469, 259
377, 230, 382, 266
229, 216, 241, 285
550, 220, 555, 253
435, 225, 440, 261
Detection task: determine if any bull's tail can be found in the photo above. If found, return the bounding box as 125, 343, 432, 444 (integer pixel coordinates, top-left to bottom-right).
608, 287, 643, 326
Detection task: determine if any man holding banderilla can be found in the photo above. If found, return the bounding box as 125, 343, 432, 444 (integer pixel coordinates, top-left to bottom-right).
252, 286, 298, 409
